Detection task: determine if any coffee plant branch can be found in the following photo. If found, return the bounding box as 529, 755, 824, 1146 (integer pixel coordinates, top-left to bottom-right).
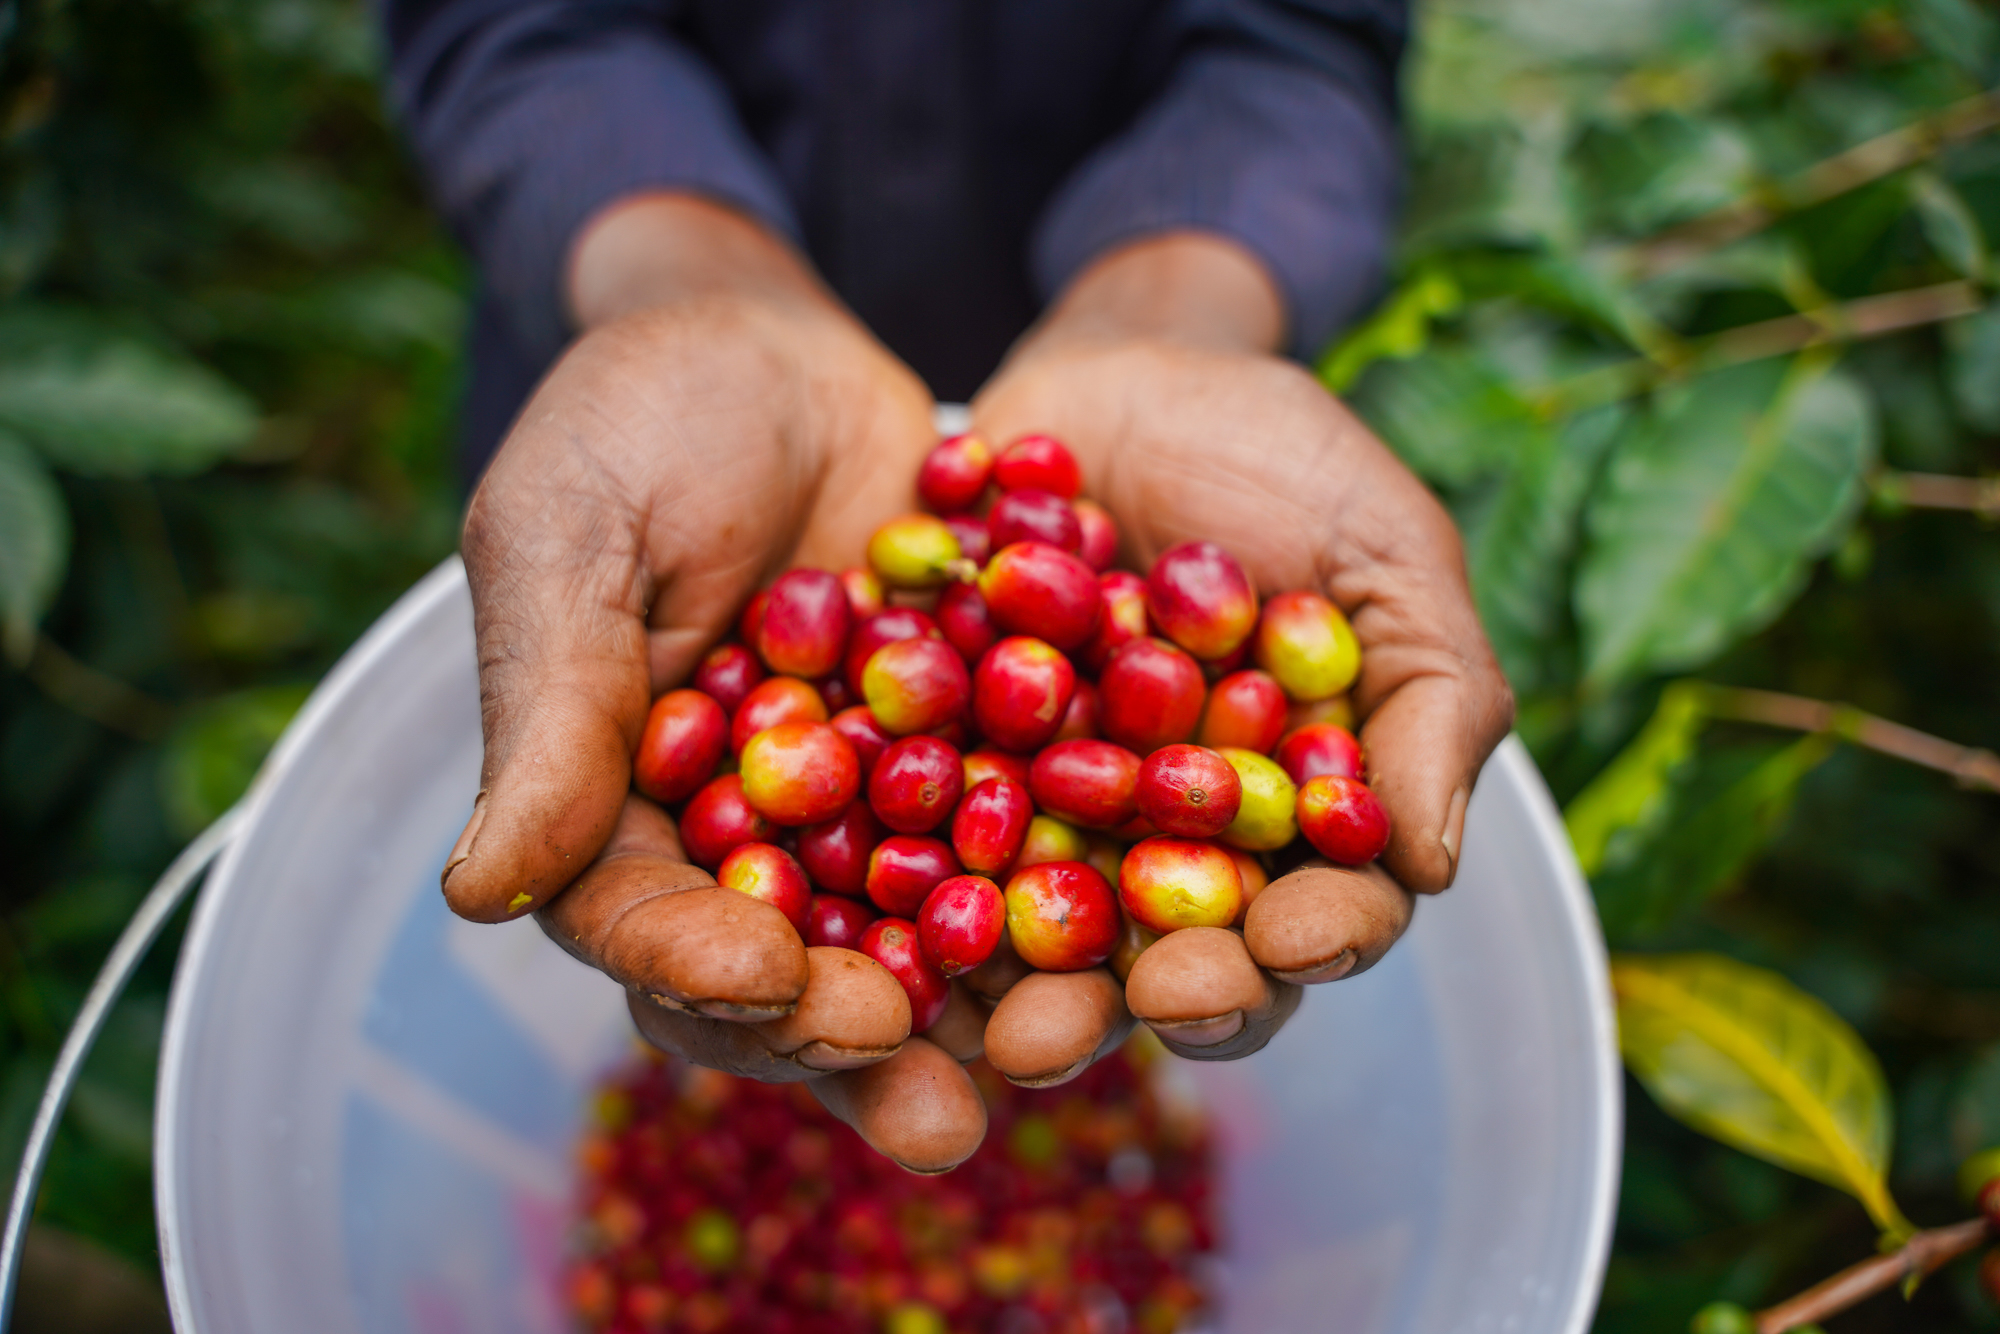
23, 632, 173, 741
1620, 86, 2000, 280
1539, 280, 1984, 415
1752, 1217, 1989, 1333
1873, 469, 2000, 520
1697, 684, 2000, 794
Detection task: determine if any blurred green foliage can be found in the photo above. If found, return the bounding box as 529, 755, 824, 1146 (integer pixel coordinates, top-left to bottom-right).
0, 0, 461, 1272
1334, 0, 2000, 1326
1, 0, 1997, 1328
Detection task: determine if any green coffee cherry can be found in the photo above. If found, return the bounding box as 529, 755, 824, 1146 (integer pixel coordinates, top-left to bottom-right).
1690, 1302, 1754, 1334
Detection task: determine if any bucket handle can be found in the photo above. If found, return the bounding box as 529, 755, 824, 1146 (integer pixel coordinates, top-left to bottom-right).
0, 805, 243, 1331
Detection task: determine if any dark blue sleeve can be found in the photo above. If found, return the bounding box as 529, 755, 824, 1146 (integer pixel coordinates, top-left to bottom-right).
381, 0, 799, 366
1031, 0, 1406, 362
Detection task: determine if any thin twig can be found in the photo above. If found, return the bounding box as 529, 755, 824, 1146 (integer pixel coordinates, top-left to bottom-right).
1700, 685, 2000, 794
1622, 88, 2000, 279
1754, 1217, 1988, 1333
1874, 470, 2000, 519
21, 632, 173, 739
1539, 281, 1983, 415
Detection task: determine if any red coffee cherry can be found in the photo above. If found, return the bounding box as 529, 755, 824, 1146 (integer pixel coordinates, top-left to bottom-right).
1147, 541, 1259, 663
633, 689, 727, 804
730, 676, 828, 754
1002, 861, 1118, 972
941, 512, 991, 567
935, 580, 999, 664
795, 800, 886, 897
865, 835, 962, 916
1083, 569, 1151, 674
862, 637, 972, 737
715, 842, 812, 935
962, 747, 1032, 791
917, 433, 995, 513
738, 721, 862, 826
950, 777, 1032, 876
987, 489, 1082, 554
843, 607, 941, 697
1197, 670, 1288, 754
869, 735, 965, 835
1029, 739, 1142, 831
1099, 638, 1206, 755
917, 875, 1006, 976
817, 674, 853, 715
978, 542, 1102, 651
691, 643, 764, 715
860, 917, 950, 1031
1296, 774, 1390, 865
993, 434, 1082, 498
838, 567, 885, 619
678, 774, 777, 870
1073, 498, 1118, 572
1274, 721, 1364, 786
1135, 744, 1243, 839
1119, 837, 1244, 934
756, 569, 850, 680
806, 892, 878, 950
1053, 679, 1100, 743
828, 705, 895, 781
972, 636, 1076, 753
737, 589, 769, 648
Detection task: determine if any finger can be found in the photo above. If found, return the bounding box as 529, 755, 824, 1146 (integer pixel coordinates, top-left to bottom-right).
1242, 861, 1413, 984
1123, 927, 1301, 1060
538, 795, 808, 1019
982, 968, 1135, 1088
961, 930, 1033, 1004
624, 946, 909, 1079
924, 980, 990, 1064
810, 1037, 989, 1173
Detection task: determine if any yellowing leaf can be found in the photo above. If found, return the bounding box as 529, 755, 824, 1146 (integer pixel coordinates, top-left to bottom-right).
1612, 952, 1910, 1240
1317, 268, 1461, 393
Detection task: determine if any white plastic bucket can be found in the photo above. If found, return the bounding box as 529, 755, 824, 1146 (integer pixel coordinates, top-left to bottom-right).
155, 557, 1621, 1334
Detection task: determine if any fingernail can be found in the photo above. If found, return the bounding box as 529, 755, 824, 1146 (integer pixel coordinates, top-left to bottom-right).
441, 794, 487, 890
1440, 786, 1470, 887
1145, 1011, 1245, 1048
1272, 949, 1356, 986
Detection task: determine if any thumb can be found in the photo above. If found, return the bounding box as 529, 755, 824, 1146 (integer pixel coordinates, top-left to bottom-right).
441, 453, 652, 923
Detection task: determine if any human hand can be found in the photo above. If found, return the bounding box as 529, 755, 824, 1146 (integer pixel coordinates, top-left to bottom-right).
437, 195, 987, 1170
969, 232, 1513, 1067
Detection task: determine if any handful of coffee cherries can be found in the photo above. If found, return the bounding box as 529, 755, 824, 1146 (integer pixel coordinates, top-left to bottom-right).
632, 433, 1388, 1035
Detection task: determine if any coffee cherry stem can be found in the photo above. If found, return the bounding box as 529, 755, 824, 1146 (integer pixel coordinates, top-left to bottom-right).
944, 557, 981, 584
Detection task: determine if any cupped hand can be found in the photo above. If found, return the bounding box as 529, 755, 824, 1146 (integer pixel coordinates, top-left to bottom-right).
437, 196, 988, 1170
967, 232, 1514, 1068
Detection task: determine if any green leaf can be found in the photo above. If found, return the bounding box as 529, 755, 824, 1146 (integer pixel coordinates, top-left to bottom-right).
1564, 680, 1709, 876
0, 428, 70, 663
1575, 356, 1875, 688
1593, 734, 1836, 941
1463, 403, 1626, 691
1349, 346, 1537, 487
1317, 268, 1462, 392
1946, 302, 2000, 433
0, 307, 258, 477
1612, 951, 1911, 1239
1909, 170, 1989, 284
159, 683, 312, 838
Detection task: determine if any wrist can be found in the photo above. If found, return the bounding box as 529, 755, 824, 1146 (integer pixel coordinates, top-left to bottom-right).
1020, 231, 1287, 361
565, 192, 844, 334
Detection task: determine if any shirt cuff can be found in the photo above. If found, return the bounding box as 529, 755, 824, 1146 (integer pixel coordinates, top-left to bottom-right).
1031, 49, 1400, 363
